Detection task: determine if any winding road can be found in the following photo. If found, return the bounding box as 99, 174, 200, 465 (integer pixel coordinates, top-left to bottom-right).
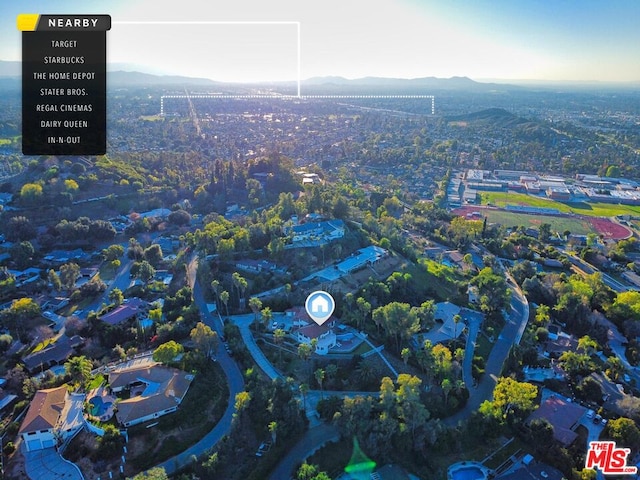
156, 258, 245, 475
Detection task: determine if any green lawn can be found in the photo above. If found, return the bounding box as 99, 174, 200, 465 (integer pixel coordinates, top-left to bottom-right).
480, 191, 640, 217
478, 209, 593, 235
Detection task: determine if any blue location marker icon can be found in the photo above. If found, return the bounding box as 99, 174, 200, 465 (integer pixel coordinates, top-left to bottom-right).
305, 291, 335, 325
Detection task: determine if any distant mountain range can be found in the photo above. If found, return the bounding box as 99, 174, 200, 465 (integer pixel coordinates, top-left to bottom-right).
303, 75, 488, 89
1, 59, 637, 89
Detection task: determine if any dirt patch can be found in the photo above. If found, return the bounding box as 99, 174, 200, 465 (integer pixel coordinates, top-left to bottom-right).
589, 217, 632, 240
4, 443, 28, 480
63, 430, 123, 480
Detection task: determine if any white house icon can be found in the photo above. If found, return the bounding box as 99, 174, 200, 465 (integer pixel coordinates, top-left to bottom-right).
310, 295, 329, 313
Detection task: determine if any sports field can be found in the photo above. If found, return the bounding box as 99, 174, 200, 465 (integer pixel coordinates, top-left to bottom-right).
452, 206, 632, 240
479, 191, 640, 218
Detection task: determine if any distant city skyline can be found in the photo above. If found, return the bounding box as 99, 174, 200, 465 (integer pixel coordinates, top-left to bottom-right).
1, 0, 639, 84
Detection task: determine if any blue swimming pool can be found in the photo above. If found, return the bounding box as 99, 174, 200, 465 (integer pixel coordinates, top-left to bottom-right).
89, 396, 113, 416
450, 466, 486, 480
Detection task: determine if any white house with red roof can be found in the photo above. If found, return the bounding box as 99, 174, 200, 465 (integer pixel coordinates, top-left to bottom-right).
286, 306, 338, 355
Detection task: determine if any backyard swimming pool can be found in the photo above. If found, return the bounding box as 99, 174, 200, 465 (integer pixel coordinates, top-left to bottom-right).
89, 396, 113, 417
448, 463, 489, 480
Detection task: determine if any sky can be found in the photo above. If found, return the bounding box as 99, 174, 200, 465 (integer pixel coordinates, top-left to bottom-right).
1, 0, 640, 83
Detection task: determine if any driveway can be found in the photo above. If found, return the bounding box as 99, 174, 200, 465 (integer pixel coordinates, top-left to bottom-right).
24, 447, 83, 480
230, 313, 283, 380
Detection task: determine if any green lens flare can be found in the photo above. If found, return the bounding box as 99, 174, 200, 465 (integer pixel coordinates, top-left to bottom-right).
344, 437, 376, 478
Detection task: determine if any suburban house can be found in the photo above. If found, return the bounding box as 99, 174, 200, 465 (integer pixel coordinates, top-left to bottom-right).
100, 297, 147, 326
286, 306, 338, 355
19, 386, 85, 451
285, 219, 345, 244
22, 335, 84, 373
295, 323, 337, 355
544, 332, 578, 359
108, 363, 194, 427
497, 456, 564, 480
526, 395, 586, 446
235, 259, 279, 274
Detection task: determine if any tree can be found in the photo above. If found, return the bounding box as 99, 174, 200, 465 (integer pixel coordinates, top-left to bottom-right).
268, 420, 278, 444
538, 223, 552, 242
607, 417, 640, 450
299, 383, 309, 412
605, 356, 625, 382
261, 306, 273, 329
1, 297, 41, 336
190, 322, 218, 358
108, 288, 124, 306
401, 347, 411, 366
152, 340, 184, 364
20, 182, 43, 204
131, 260, 156, 283
144, 244, 164, 266
249, 297, 263, 324
64, 356, 93, 390
220, 290, 230, 317
234, 390, 251, 426
11, 241, 35, 269
131, 467, 169, 480
60, 262, 81, 290
452, 314, 462, 339
6, 216, 36, 242
577, 335, 598, 356
356, 297, 371, 330
395, 374, 430, 441
479, 377, 537, 421
168, 209, 191, 226
472, 267, 510, 314
48, 269, 62, 291
297, 463, 331, 480
102, 244, 124, 262
441, 378, 453, 406
273, 328, 286, 363
315, 368, 325, 399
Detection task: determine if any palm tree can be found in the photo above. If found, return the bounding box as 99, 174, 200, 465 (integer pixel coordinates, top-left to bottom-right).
249, 297, 262, 325
315, 368, 325, 399
299, 383, 309, 412
452, 314, 462, 339
441, 378, 452, 406
210, 279, 220, 302
401, 348, 411, 366
273, 328, 285, 364
268, 421, 278, 445
220, 290, 230, 317
64, 356, 92, 391
261, 307, 273, 329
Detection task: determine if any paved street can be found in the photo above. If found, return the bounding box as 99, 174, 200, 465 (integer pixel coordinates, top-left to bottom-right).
445, 277, 529, 425
268, 423, 340, 480
156, 264, 245, 475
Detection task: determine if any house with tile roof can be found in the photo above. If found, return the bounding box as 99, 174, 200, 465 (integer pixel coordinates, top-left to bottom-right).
285, 306, 338, 355
526, 395, 586, 446
108, 363, 194, 427
19, 386, 85, 451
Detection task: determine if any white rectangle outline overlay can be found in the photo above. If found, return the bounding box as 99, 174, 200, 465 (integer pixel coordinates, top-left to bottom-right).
113, 21, 435, 114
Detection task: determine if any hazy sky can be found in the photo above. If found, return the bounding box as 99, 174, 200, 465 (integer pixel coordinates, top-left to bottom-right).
2, 0, 639, 83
